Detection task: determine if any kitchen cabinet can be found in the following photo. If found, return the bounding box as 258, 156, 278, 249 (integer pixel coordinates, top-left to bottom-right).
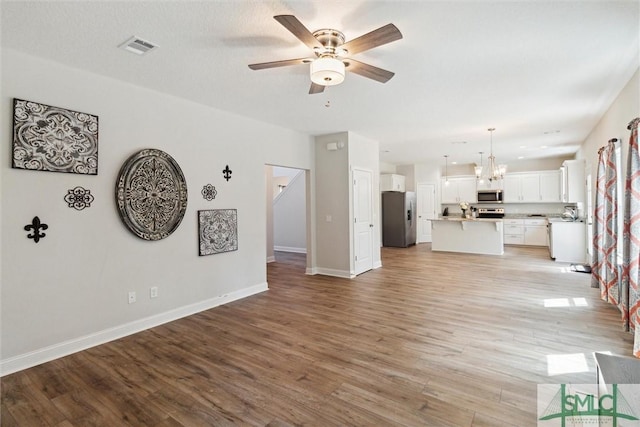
523, 218, 548, 246
561, 160, 585, 203
504, 173, 540, 202
441, 177, 477, 204
548, 218, 587, 262
504, 171, 561, 203
380, 174, 405, 192
539, 171, 562, 202
476, 178, 503, 191
503, 219, 525, 244
503, 218, 548, 246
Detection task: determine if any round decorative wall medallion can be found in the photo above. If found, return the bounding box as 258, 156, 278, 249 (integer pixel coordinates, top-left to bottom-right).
115, 149, 188, 240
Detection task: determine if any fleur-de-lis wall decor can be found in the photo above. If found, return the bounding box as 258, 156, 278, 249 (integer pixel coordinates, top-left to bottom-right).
25, 216, 48, 243
223, 165, 232, 181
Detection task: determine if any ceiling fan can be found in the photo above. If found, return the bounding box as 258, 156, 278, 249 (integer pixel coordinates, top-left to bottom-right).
248, 15, 403, 94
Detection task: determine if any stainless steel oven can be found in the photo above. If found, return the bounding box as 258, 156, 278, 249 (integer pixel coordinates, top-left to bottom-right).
477, 190, 503, 204
477, 207, 505, 218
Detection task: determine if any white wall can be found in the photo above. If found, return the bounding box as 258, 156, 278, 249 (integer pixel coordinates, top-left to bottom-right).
273, 171, 306, 253
379, 161, 397, 174
314, 133, 350, 276
577, 68, 640, 194
1, 49, 314, 374
271, 166, 301, 198
396, 164, 416, 192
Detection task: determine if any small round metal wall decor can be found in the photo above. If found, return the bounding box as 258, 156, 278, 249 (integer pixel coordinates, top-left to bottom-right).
201, 184, 217, 201
64, 186, 94, 210
115, 148, 188, 241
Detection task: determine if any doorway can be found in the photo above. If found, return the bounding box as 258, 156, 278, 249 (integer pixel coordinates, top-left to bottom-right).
266, 165, 310, 272
417, 182, 436, 243
353, 168, 374, 275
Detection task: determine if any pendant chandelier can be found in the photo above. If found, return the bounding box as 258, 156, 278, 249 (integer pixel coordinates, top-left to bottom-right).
475, 151, 485, 184
486, 127, 507, 181
443, 154, 449, 185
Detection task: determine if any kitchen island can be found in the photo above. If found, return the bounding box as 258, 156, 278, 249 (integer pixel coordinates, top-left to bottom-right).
431, 218, 504, 255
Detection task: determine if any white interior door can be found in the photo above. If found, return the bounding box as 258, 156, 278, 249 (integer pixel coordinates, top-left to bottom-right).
353, 169, 373, 275
417, 183, 436, 243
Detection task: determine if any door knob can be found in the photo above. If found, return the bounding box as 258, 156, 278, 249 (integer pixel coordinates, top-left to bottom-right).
369, 224, 373, 227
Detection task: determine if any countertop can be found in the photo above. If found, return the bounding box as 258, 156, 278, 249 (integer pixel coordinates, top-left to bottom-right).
547, 217, 585, 223
434, 217, 502, 223
503, 214, 561, 219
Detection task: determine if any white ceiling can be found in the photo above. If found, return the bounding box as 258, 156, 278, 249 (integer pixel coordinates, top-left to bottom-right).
2, 1, 639, 167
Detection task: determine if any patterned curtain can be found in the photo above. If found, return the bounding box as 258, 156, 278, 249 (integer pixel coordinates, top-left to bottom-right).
622, 117, 640, 358
591, 139, 619, 304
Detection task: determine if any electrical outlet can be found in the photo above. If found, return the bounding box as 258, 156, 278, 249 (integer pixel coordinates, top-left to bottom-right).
128, 291, 136, 304
150, 286, 158, 299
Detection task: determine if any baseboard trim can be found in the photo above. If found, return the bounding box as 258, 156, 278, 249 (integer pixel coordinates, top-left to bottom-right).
266, 256, 276, 263
274, 246, 307, 254
373, 260, 382, 269
310, 267, 354, 279
0, 282, 268, 376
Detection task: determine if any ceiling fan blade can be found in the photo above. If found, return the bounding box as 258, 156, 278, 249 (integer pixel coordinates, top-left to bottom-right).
344, 59, 395, 83
274, 15, 323, 50
340, 23, 402, 55
248, 58, 309, 70
309, 83, 325, 95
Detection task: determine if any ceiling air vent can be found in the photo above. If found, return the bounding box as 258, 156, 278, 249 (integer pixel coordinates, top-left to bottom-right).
119, 36, 158, 55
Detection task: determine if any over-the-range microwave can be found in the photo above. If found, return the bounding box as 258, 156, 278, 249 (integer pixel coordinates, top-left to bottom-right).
477, 190, 503, 203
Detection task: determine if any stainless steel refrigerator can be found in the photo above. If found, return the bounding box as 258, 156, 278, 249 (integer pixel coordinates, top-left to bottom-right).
382, 191, 416, 247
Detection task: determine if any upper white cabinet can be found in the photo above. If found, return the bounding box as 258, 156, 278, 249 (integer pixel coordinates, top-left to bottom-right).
561, 160, 585, 203
504, 173, 539, 202
504, 171, 561, 203
539, 170, 562, 202
380, 174, 405, 192
441, 177, 477, 204
476, 178, 503, 191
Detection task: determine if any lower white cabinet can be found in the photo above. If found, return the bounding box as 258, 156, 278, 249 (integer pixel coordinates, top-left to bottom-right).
503, 218, 548, 246
549, 219, 587, 262
504, 219, 525, 244
523, 219, 548, 246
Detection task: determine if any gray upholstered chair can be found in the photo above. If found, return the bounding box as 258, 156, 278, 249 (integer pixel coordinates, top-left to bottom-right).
593, 352, 640, 417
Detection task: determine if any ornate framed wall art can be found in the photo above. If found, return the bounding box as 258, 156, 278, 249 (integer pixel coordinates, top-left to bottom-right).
12, 98, 99, 175
116, 149, 188, 241
198, 209, 238, 256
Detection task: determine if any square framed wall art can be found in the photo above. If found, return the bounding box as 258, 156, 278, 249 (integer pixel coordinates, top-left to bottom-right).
198, 209, 238, 256
12, 98, 99, 175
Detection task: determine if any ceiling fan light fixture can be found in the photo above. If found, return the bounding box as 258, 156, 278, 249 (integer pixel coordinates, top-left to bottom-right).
310, 57, 345, 86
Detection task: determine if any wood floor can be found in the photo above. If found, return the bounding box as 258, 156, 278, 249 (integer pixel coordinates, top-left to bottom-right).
1, 245, 634, 426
